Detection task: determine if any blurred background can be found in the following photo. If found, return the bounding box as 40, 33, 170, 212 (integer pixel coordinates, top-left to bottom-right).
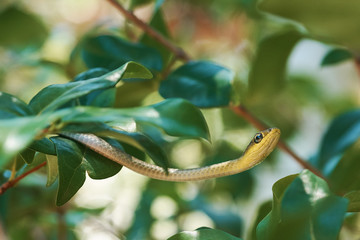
0, 0, 359, 239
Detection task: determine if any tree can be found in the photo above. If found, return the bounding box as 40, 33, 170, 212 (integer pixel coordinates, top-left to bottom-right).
0, 0, 359, 239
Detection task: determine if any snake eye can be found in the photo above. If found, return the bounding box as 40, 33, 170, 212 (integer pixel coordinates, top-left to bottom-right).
254, 133, 263, 143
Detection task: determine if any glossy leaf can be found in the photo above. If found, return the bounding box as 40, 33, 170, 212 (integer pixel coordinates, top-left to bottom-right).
80, 138, 122, 179
321, 48, 353, 66
0, 6, 48, 50
168, 227, 242, 240
28, 62, 152, 113
122, 125, 170, 169
0, 113, 65, 168
114, 80, 157, 108
74, 68, 116, 107
259, 0, 360, 50
62, 122, 169, 170
256, 170, 348, 240
17, 148, 35, 165
328, 143, 360, 194
61, 99, 209, 140
247, 30, 302, 103
58, 99, 208, 169
249, 200, 272, 240
159, 61, 233, 108
51, 137, 86, 206
29, 138, 56, 155
74, 68, 110, 81
313, 110, 360, 175
45, 154, 58, 187
51, 135, 126, 205
81, 35, 163, 71
0, 92, 33, 119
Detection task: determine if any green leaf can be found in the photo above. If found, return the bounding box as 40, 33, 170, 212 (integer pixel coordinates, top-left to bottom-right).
321, 48, 353, 66
17, 148, 36, 165
74, 68, 110, 81
159, 61, 233, 107
28, 138, 57, 155
122, 125, 170, 169
81, 35, 163, 71
249, 200, 272, 240
62, 99, 209, 140
51, 137, 86, 206
0, 92, 33, 119
81, 138, 122, 179
0, 113, 64, 168
168, 227, 242, 240
0, 6, 48, 50
247, 30, 302, 103
328, 142, 360, 194
114, 80, 157, 108
259, 0, 360, 50
313, 110, 360, 175
59, 99, 208, 169
51, 135, 125, 205
62, 123, 169, 170
74, 68, 116, 107
344, 191, 360, 212
44, 154, 58, 187
28, 62, 152, 113
256, 170, 348, 240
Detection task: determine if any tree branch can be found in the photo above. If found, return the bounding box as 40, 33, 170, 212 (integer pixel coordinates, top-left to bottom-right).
105, 0, 191, 62
0, 161, 47, 195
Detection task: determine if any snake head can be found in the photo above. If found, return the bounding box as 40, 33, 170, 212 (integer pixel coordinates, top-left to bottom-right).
243, 128, 281, 167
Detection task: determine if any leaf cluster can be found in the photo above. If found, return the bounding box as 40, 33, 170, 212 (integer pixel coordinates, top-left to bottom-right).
0, 0, 360, 239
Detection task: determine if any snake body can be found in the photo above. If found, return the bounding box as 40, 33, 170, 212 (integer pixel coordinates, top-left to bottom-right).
60, 128, 280, 182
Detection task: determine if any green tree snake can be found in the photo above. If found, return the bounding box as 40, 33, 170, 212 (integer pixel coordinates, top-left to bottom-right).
60, 128, 280, 181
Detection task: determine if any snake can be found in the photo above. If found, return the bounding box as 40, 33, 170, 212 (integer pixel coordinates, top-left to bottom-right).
60, 127, 280, 182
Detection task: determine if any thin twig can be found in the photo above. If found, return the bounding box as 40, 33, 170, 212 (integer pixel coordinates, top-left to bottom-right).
105, 0, 191, 62
355, 57, 360, 77
0, 161, 47, 195
230, 104, 326, 179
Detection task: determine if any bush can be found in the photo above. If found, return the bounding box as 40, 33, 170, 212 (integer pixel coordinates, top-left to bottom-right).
0, 0, 359, 239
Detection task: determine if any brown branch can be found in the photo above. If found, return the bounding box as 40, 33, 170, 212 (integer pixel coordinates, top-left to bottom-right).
105, 0, 191, 62
230, 104, 326, 180
355, 57, 360, 77
0, 161, 47, 195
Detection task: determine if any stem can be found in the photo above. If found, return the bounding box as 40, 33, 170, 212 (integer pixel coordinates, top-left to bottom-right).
0, 161, 47, 195
105, 0, 191, 62
355, 57, 360, 77
230, 104, 326, 179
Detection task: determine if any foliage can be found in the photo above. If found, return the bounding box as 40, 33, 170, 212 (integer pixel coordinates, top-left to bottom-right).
0, 0, 359, 239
